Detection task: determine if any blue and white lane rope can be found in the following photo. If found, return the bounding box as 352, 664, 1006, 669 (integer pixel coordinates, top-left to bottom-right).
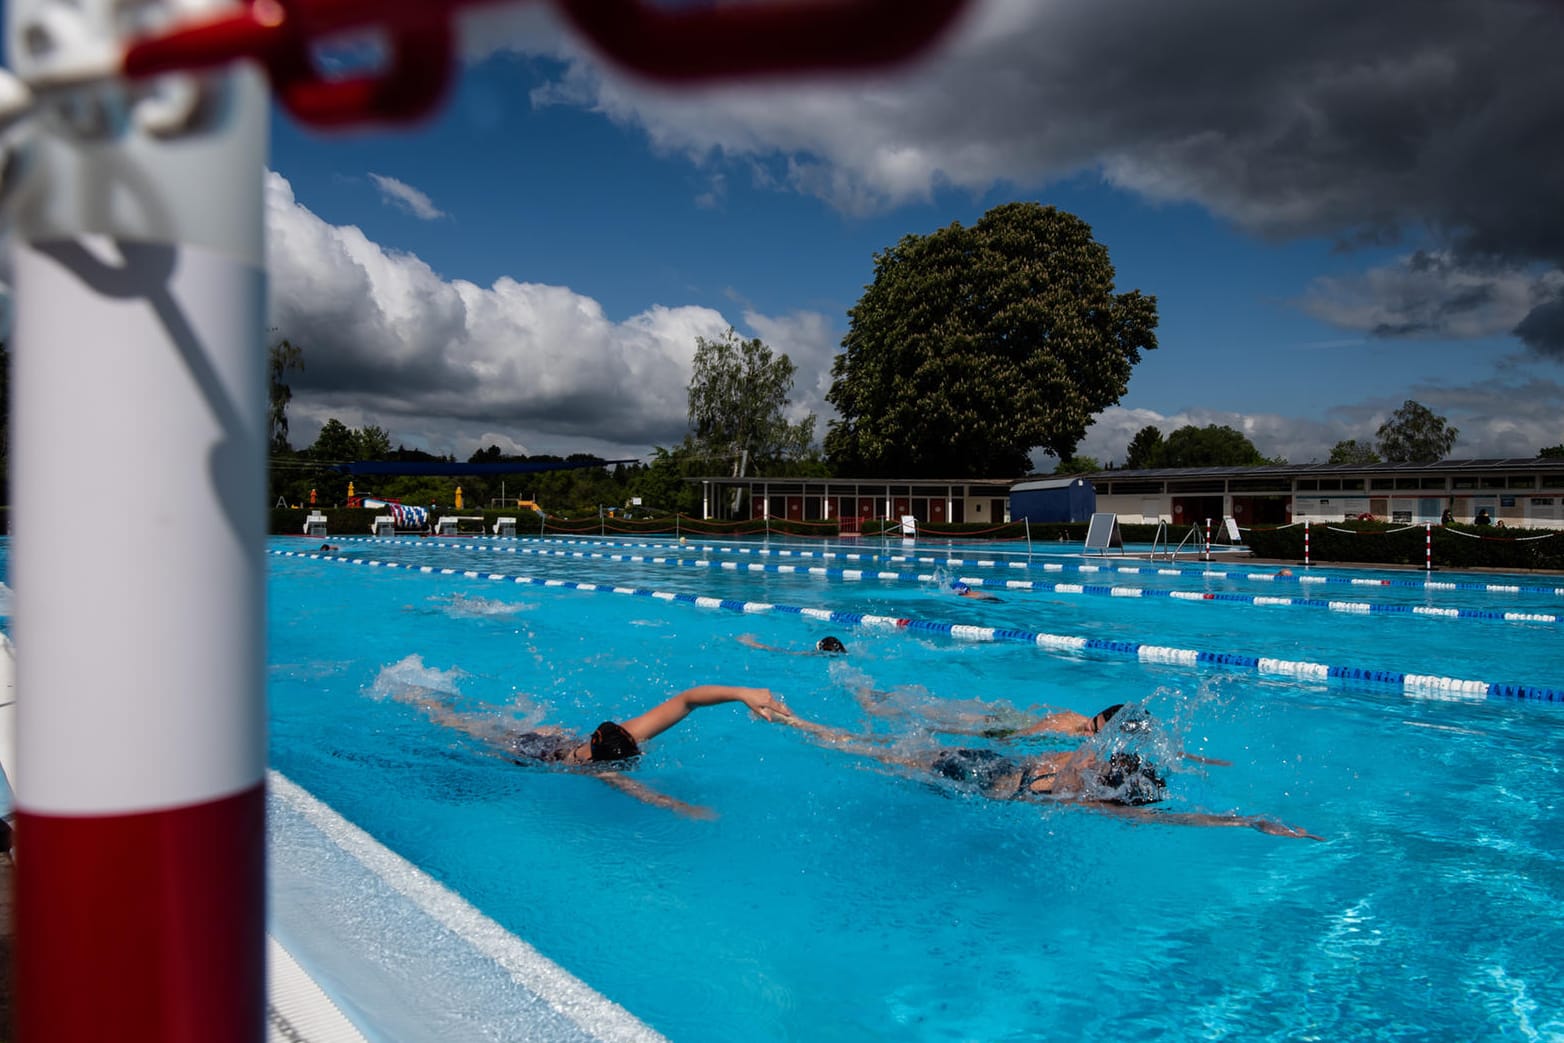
517, 534, 1564, 596
269, 549, 1564, 705
329, 532, 1564, 598
320, 537, 1564, 628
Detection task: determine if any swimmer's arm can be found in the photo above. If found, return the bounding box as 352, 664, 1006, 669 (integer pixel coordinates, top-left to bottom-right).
1178, 752, 1233, 768
1091, 804, 1323, 841
1010, 711, 1092, 737
737, 634, 785, 654
595, 774, 716, 820
620, 685, 789, 744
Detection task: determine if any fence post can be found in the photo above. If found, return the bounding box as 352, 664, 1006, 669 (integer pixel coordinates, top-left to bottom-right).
8, 8, 269, 1036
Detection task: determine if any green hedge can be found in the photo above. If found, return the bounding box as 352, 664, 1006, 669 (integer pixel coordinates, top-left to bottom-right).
1244, 521, 1564, 571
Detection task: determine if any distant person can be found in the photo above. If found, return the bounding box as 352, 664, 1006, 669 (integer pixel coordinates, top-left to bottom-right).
393, 683, 789, 818
738, 634, 848, 655
1441, 507, 1455, 525
765, 705, 1320, 839
1474, 508, 1492, 526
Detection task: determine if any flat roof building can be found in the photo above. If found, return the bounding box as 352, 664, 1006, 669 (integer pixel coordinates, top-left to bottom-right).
696, 457, 1564, 532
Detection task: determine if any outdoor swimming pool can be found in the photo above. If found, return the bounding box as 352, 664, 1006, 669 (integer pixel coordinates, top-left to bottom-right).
254, 532, 1564, 1041
7, 534, 1564, 1039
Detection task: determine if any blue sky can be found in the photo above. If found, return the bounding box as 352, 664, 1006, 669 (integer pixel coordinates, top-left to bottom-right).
251, 0, 1564, 468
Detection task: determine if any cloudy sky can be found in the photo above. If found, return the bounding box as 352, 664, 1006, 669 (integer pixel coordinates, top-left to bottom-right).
252, 0, 1564, 468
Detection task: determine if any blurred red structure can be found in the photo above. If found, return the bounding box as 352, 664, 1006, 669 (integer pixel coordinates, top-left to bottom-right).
124, 0, 972, 127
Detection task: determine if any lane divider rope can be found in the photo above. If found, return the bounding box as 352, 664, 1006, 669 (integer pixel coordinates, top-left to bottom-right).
313, 538, 1564, 629
269, 549, 1564, 705
324, 532, 1564, 598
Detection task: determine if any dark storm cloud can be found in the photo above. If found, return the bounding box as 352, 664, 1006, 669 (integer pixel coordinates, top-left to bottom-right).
526, 0, 1564, 350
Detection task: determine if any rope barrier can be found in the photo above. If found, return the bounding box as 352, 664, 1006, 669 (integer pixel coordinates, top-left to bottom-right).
323, 536, 1564, 630
321, 532, 1564, 598
526, 533, 1564, 597
268, 549, 1564, 705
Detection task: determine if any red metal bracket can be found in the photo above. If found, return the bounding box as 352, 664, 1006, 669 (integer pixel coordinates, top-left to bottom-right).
122, 0, 972, 128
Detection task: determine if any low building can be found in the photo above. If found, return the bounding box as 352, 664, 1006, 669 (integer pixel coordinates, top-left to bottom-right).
692, 477, 1016, 527
696, 457, 1564, 532
1084, 458, 1564, 530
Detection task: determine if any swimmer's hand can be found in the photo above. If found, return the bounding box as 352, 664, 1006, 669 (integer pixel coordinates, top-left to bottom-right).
745, 689, 792, 722
1250, 818, 1324, 841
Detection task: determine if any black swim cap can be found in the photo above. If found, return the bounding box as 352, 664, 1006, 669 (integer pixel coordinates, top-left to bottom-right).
816, 636, 847, 653
1097, 751, 1166, 805
588, 721, 640, 762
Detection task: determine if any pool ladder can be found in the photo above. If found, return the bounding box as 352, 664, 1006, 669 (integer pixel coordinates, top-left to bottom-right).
1150, 521, 1207, 562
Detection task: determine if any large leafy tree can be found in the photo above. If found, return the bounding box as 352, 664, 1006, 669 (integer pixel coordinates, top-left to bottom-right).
688, 327, 816, 474
1376, 400, 1459, 463
825, 202, 1157, 477
1157, 424, 1268, 468
1328, 438, 1382, 465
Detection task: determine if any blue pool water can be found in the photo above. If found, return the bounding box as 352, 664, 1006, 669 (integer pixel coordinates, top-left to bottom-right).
11, 534, 1564, 1039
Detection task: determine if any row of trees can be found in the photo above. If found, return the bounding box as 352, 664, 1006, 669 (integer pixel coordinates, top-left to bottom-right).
1095, 400, 1463, 473
255, 199, 1519, 514
1325, 400, 1461, 465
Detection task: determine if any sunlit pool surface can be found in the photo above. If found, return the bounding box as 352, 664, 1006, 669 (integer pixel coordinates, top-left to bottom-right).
11, 534, 1564, 1039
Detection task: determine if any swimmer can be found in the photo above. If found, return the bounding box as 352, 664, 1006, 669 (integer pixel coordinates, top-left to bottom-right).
1277, 568, 1293, 577
319, 543, 340, 552
950, 580, 1002, 602
848, 690, 1230, 766
392, 683, 788, 818
738, 634, 848, 655
766, 706, 1319, 839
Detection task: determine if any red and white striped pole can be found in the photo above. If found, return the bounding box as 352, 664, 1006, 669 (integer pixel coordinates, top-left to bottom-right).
1426, 522, 1433, 572
1204, 517, 1212, 561
6, 2, 268, 1038
1304, 520, 1311, 568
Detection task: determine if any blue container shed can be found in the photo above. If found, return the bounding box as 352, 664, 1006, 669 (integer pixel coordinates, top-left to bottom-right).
1009, 477, 1097, 523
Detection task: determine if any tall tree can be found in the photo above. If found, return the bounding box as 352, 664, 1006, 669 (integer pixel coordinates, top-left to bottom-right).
687, 328, 816, 474
1328, 438, 1382, 465
308, 418, 359, 462
268, 336, 305, 453
1053, 455, 1101, 476
824, 202, 1157, 477
1157, 424, 1268, 468
1376, 400, 1459, 463
1123, 425, 1164, 469
356, 424, 392, 460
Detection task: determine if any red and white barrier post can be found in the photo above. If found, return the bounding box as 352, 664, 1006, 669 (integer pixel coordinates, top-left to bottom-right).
1426, 522, 1433, 572
1204, 517, 1212, 561
6, 1, 269, 1038
1304, 520, 1311, 568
